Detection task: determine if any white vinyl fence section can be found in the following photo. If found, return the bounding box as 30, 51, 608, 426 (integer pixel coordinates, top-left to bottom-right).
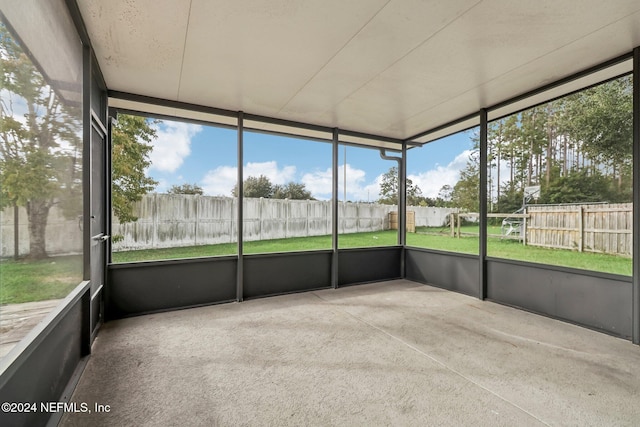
111, 195, 456, 251
0, 194, 457, 256
0, 205, 82, 257
412, 206, 458, 227
112, 194, 237, 251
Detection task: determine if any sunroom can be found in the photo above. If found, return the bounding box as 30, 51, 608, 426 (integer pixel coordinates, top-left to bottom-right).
1, 1, 640, 425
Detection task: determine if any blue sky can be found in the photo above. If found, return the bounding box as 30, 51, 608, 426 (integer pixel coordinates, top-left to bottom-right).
146, 119, 477, 202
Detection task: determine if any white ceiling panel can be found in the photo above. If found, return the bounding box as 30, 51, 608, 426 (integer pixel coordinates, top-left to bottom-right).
402, 10, 640, 140
78, 0, 640, 141
77, 0, 191, 99
344, 0, 640, 137
178, 0, 389, 116
279, 0, 482, 120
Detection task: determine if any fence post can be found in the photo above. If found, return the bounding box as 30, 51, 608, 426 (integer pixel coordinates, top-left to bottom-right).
285, 199, 290, 239
152, 193, 158, 249
194, 195, 199, 246
523, 208, 527, 246
231, 198, 235, 243
450, 212, 455, 237
306, 200, 310, 237
259, 197, 264, 241
578, 206, 584, 252
457, 213, 461, 238
13, 204, 19, 259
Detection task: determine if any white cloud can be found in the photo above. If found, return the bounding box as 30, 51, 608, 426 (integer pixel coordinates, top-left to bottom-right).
200, 161, 297, 197
359, 174, 383, 203
244, 161, 296, 184
488, 156, 513, 202
149, 122, 202, 173
408, 150, 472, 198
302, 164, 379, 202
201, 165, 237, 197
301, 168, 332, 199
154, 178, 169, 194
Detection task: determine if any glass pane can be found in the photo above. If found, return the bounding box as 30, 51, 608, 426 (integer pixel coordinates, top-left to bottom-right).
242, 132, 331, 254
486, 76, 632, 275
338, 145, 398, 248
406, 128, 480, 254
111, 117, 238, 262
0, 5, 83, 358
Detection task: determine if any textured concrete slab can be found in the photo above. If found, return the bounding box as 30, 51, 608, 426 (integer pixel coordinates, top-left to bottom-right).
0, 299, 61, 358
61, 280, 640, 426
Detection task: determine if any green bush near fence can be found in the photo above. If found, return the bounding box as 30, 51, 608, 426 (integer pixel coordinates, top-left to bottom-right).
0, 229, 631, 305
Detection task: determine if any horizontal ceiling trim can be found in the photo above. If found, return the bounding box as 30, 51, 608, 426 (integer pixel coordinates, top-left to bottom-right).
406, 50, 634, 145
108, 90, 403, 146
488, 52, 633, 114
338, 129, 403, 145
242, 126, 332, 144
110, 107, 238, 131
108, 91, 238, 118
488, 66, 631, 123
405, 112, 479, 143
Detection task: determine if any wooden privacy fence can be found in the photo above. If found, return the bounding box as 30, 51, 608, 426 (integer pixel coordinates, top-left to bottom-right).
526, 203, 632, 256
448, 203, 632, 256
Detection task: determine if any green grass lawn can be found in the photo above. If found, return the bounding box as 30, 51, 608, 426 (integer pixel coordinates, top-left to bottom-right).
114, 228, 631, 276
111, 231, 401, 263
408, 226, 631, 275
0, 255, 83, 304
1, 229, 631, 305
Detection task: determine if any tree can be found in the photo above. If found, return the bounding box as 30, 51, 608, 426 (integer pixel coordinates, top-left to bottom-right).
496, 185, 524, 214
539, 169, 615, 204
437, 185, 453, 203
560, 76, 633, 193
1, 22, 159, 257
1, 22, 82, 259
111, 115, 159, 223
378, 166, 422, 205
450, 151, 480, 212
273, 182, 312, 200
407, 183, 424, 206
232, 175, 274, 198
167, 183, 203, 195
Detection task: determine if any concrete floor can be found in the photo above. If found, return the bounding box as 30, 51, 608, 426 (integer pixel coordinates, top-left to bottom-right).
61, 280, 640, 426
0, 299, 61, 358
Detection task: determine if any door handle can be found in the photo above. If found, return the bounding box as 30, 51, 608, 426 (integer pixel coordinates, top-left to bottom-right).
92, 233, 111, 242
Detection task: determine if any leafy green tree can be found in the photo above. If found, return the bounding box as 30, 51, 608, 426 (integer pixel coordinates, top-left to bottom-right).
0, 22, 82, 259
1, 22, 159, 257
450, 151, 480, 212
378, 166, 422, 205
496, 185, 524, 214
437, 185, 453, 204
273, 182, 312, 200
111, 115, 159, 223
560, 76, 633, 193
233, 175, 274, 198
167, 183, 203, 195
474, 76, 632, 211
407, 187, 425, 206
539, 169, 615, 204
